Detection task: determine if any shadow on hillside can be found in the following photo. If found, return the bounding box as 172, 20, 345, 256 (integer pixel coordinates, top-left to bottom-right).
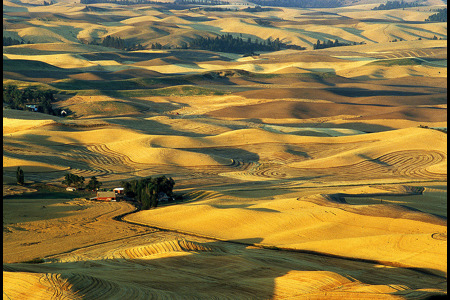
357, 154, 392, 167
326, 87, 430, 97
3, 238, 447, 299
105, 117, 210, 137
208, 203, 280, 213
180, 147, 260, 162
312, 122, 395, 133
3, 193, 92, 225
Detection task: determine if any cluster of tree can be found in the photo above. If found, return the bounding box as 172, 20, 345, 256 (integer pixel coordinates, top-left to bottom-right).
62, 174, 101, 190
3, 85, 63, 116
313, 39, 364, 49
255, 18, 272, 26
86, 176, 102, 191
3, 37, 28, 46
121, 176, 175, 209
88, 35, 145, 51
79, 0, 229, 9
62, 173, 85, 189
372, 0, 423, 10
197, 6, 274, 12
150, 42, 190, 50
415, 36, 444, 41
174, 0, 229, 4
80, 0, 155, 4
198, 7, 233, 11
249, 0, 343, 8
150, 41, 192, 50
16, 167, 25, 185
425, 8, 447, 22
188, 34, 305, 54
242, 6, 275, 12
150, 42, 165, 49
42, 0, 54, 5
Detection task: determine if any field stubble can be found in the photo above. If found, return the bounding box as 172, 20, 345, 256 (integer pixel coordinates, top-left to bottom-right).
3, 2, 447, 299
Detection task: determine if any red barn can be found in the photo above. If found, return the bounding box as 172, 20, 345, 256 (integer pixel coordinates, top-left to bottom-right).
96, 191, 116, 201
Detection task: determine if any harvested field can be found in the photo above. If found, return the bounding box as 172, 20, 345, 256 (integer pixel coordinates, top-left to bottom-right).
3, 1, 447, 299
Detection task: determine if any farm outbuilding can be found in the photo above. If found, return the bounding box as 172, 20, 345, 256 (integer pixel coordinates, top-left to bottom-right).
113, 188, 124, 194
26, 104, 38, 112
97, 191, 116, 201
157, 192, 170, 203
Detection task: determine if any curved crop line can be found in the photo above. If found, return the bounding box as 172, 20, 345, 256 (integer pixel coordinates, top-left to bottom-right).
307, 150, 446, 180
115, 239, 216, 260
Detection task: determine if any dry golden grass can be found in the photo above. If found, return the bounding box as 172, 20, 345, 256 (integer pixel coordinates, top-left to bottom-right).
3, 2, 447, 299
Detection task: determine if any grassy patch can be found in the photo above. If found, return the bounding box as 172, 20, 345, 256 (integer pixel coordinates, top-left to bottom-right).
3, 59, 64, 72
150, 85, 227, 96
111, 86, 227, 97
133, 76, 190, 87
70, 100, 141, 116
71, 89, 106, 96
3, 188, 94, 200
297, 72, 339, 79
248, 73, 279, 79
50, 78, 145, 91
2, 79, 56, 90
50, 76, 191, 92
4, 184, 94, 200
368, 58, 422, 66
23, 258, 46, 264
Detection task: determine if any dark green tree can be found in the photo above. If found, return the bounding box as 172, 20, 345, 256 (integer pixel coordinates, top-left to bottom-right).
16, 167, 25, 185
3, 37, 25, 46
75, 175, 85, 189
86, 176, 102, 191
425, 8, 447, 22
62, 173, 73, 186
121, 175, 175, 209
62, 173, 85, 188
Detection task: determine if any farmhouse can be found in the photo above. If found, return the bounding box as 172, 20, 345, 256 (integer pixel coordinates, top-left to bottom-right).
113, 187, 124, 194
96, 191, 116, 201
157, 192, 170, 203
66, 187, 76, 192
25, 104, 38, 112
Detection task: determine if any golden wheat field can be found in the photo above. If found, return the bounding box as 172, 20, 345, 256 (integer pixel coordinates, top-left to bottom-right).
3, 0, 447, 299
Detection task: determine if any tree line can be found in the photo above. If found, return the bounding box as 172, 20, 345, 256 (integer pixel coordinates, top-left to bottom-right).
313, 39, 364, 50
3, 37, 29, 46
198, 6, 233, 11
182, 34, 305, 54
3, 85, 63, 116
425, 8, 447, 22
86, 35, 144, 51
242, 6, 275, 12
80, 0, 155, 4
62, 174, 86, 189
249, 0, 343, 8
372, 0, 424, 10
174, 0, 229, 4
62, 173, 102, 190
121, 176, 176, 209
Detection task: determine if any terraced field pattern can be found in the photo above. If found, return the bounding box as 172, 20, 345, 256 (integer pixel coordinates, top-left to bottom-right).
3, 0, 447, 299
